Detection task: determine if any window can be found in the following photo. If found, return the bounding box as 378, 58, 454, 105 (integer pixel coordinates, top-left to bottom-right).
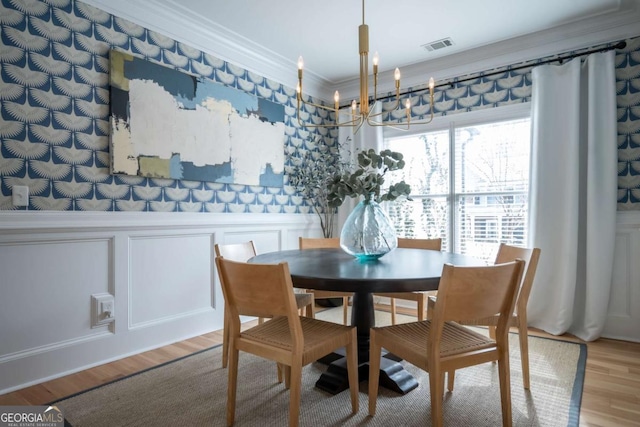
384, 106, 531, 262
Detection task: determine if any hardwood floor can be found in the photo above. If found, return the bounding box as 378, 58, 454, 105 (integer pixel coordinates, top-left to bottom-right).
1, 305, 638, 427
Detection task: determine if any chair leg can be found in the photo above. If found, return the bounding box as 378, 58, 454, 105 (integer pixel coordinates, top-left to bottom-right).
390, 298, 397, 325
417, 295, 426, 321
288, 361, 303, 427
426, 298, 435, 320
518, 318, 530, 389
368, 330, 382, 415
343, 296, 349, 325
345, 329, 359, 413
284, 365, 291, 389
226, 347, 239, 426
447, 370, 455, 392
429, 369, 445, 427
277, 363, 283, 383
222, 309, 229, 369
258, 317, 264, 325
305, 301, 315, 318
488, 325, 497, 340
498, 349, 513, 427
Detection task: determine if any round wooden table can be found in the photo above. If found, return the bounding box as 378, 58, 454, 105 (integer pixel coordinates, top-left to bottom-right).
250, 247, 483, 395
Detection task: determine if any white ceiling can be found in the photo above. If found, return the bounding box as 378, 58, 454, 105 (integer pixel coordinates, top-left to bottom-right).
85, 0, 640, 100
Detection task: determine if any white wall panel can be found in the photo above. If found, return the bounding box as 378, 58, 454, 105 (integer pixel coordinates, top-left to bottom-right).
602, 212, 640, 342
129, 233, 214, 328
0, 237, 112, 358
0, 211, 322, 393
609, 232, 632, 317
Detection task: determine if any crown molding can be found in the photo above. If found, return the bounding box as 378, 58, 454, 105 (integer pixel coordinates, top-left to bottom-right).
80, 0, 325, 99
336, 0, 640, 100
82, 0, 640, 103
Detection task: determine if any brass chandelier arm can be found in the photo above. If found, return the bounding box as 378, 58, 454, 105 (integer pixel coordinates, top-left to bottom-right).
296, 96, 364, 128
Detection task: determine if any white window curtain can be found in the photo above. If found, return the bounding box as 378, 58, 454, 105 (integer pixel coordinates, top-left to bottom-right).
527, 51, 617, 341
336, 104, 384, 231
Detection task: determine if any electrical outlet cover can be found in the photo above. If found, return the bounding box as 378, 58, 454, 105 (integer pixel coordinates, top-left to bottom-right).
12, 185, 29, 207
91, 293, 115, 328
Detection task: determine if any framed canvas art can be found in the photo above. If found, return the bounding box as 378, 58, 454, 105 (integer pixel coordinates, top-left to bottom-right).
109, 50, 285, 187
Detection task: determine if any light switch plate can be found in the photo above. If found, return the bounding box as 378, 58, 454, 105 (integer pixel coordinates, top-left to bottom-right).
12, 185, 29, 207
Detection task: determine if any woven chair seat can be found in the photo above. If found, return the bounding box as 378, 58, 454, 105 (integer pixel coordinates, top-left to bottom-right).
242, 316, 353, 364
374, 320, 495, 359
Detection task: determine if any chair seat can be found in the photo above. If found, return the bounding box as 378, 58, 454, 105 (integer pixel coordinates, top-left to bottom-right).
374, 320, 495, 359
242, 316, 354, 364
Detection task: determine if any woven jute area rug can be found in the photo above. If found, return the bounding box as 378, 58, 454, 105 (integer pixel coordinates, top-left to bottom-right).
54, 308, 586, 426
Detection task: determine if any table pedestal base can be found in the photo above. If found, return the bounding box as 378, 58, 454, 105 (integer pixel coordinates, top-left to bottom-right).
315, 351, 418, 395
315, 292, 418, 395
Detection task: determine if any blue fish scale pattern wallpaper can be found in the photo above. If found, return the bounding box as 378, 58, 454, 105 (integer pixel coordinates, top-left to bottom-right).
0, 0, 639, 212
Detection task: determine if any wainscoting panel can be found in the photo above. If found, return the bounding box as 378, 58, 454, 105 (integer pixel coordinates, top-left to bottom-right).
129, 232, 215, 329
610, 232, 632, 318
0, 211, 321, 394
0, 236, 113, 359
603, 212, 640, 342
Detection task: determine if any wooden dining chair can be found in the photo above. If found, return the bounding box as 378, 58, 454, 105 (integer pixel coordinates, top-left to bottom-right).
369, 260, 525, 427
216, 257, 359, 427
298, 237, 351, 325
375, 237, 442, 325
214, 241, 314, 370
428, 243, 541, 390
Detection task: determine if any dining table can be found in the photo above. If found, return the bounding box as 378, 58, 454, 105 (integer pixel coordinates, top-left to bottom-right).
249, 246, 483, 395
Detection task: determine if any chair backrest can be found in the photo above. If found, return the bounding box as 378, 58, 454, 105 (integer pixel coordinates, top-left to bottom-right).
494, 243, 541, 315
298, 237, 340, 249
215, 257, 303, 339
397, 237, 442, 251
214, 241, 260, 318
431, 260, 525, 337
214, 241, 257, 262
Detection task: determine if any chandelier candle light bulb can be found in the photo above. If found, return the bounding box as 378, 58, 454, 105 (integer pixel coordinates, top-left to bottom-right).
295, 0, 436, 132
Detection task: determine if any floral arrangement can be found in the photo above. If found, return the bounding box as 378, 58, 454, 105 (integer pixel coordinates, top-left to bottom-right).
327, 148, 412, 208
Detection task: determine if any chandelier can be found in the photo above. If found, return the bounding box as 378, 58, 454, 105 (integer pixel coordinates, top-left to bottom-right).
296, 0, 435, 132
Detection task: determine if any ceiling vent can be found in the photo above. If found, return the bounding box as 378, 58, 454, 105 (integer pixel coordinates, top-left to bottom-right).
422, 38, 454, 52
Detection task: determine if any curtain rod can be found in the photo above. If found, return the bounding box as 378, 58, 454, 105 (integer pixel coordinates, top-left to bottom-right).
372, 40, 627, 103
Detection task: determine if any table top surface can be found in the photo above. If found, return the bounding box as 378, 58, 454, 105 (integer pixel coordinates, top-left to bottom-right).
249, 248, 483, 293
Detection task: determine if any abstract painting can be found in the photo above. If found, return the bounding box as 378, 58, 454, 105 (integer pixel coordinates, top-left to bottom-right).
109, 50, 285, 187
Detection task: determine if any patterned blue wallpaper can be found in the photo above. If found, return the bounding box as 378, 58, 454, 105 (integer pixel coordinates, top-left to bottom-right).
0, 0, 639, 212
615, 37, 640, 209
0, 0, 333, 213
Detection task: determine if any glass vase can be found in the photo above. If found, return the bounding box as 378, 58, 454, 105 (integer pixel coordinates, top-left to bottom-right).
340, 199, 398, 261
